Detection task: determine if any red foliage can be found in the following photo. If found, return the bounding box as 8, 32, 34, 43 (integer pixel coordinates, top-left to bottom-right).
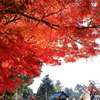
0, 0, 100, 94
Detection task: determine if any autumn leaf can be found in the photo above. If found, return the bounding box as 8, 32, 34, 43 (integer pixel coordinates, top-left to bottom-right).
0, 0, 100, 94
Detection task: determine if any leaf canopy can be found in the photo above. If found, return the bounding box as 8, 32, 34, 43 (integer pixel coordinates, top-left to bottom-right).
0, 0, 100, 94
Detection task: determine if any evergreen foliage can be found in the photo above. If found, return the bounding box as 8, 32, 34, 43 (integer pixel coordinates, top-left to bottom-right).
36, 74, 55, 100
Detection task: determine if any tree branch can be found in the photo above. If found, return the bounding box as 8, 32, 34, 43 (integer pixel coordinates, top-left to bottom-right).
4, 17, 21, 25
45, 8, 62, 17
19, 13, 58, 30
68, 36, 83, 44
6, 10, 100, 30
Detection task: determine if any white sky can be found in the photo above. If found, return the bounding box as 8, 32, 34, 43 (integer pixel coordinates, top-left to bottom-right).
29, 56, 100, 93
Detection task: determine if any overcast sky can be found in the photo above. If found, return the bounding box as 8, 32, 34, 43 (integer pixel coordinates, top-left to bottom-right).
29, 56, 100, 93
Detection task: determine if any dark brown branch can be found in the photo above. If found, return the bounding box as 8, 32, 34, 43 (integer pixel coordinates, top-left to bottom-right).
20, 13, 58, 30
68, 36, 83, 44
19, 13, 100, 30
88, 13, 100, 27
76, 25, 100, 29
27, 36, 35, 41
36, 6, 62, 26
19, 13, 40, 21
6, 10, 100, 30
45, 8, 62, 17
44, 3, 58, 16
4, 17, 21, 25
95, 28, 100, 33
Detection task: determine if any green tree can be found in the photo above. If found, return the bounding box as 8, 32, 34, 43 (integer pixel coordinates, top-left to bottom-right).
36, 74, 55, 100
55, 80, 61, 86
22, 88, 34, 100
0, 91, 15, 100
55, 80, 62, 92
15, 84, 34, 100
74, 84, 83, 94
68, 84, 86, 100
1, 84, 34, 100
64, 87, 73, 97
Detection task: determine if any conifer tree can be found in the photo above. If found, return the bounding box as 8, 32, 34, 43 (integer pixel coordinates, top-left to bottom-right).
36, 74, 55, 100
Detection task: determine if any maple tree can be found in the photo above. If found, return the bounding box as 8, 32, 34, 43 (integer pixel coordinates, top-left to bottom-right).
0, 0, 100, 94
84, 80, 100, 100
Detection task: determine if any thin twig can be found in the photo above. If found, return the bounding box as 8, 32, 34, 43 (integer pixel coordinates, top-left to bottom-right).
45, 8, 62, 17
4, 17, 21, 25
68, 35, 83, 44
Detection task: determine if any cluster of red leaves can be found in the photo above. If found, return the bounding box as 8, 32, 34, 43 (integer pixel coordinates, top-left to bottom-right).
0, 0, 100, 94
0, 25, 42, 94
